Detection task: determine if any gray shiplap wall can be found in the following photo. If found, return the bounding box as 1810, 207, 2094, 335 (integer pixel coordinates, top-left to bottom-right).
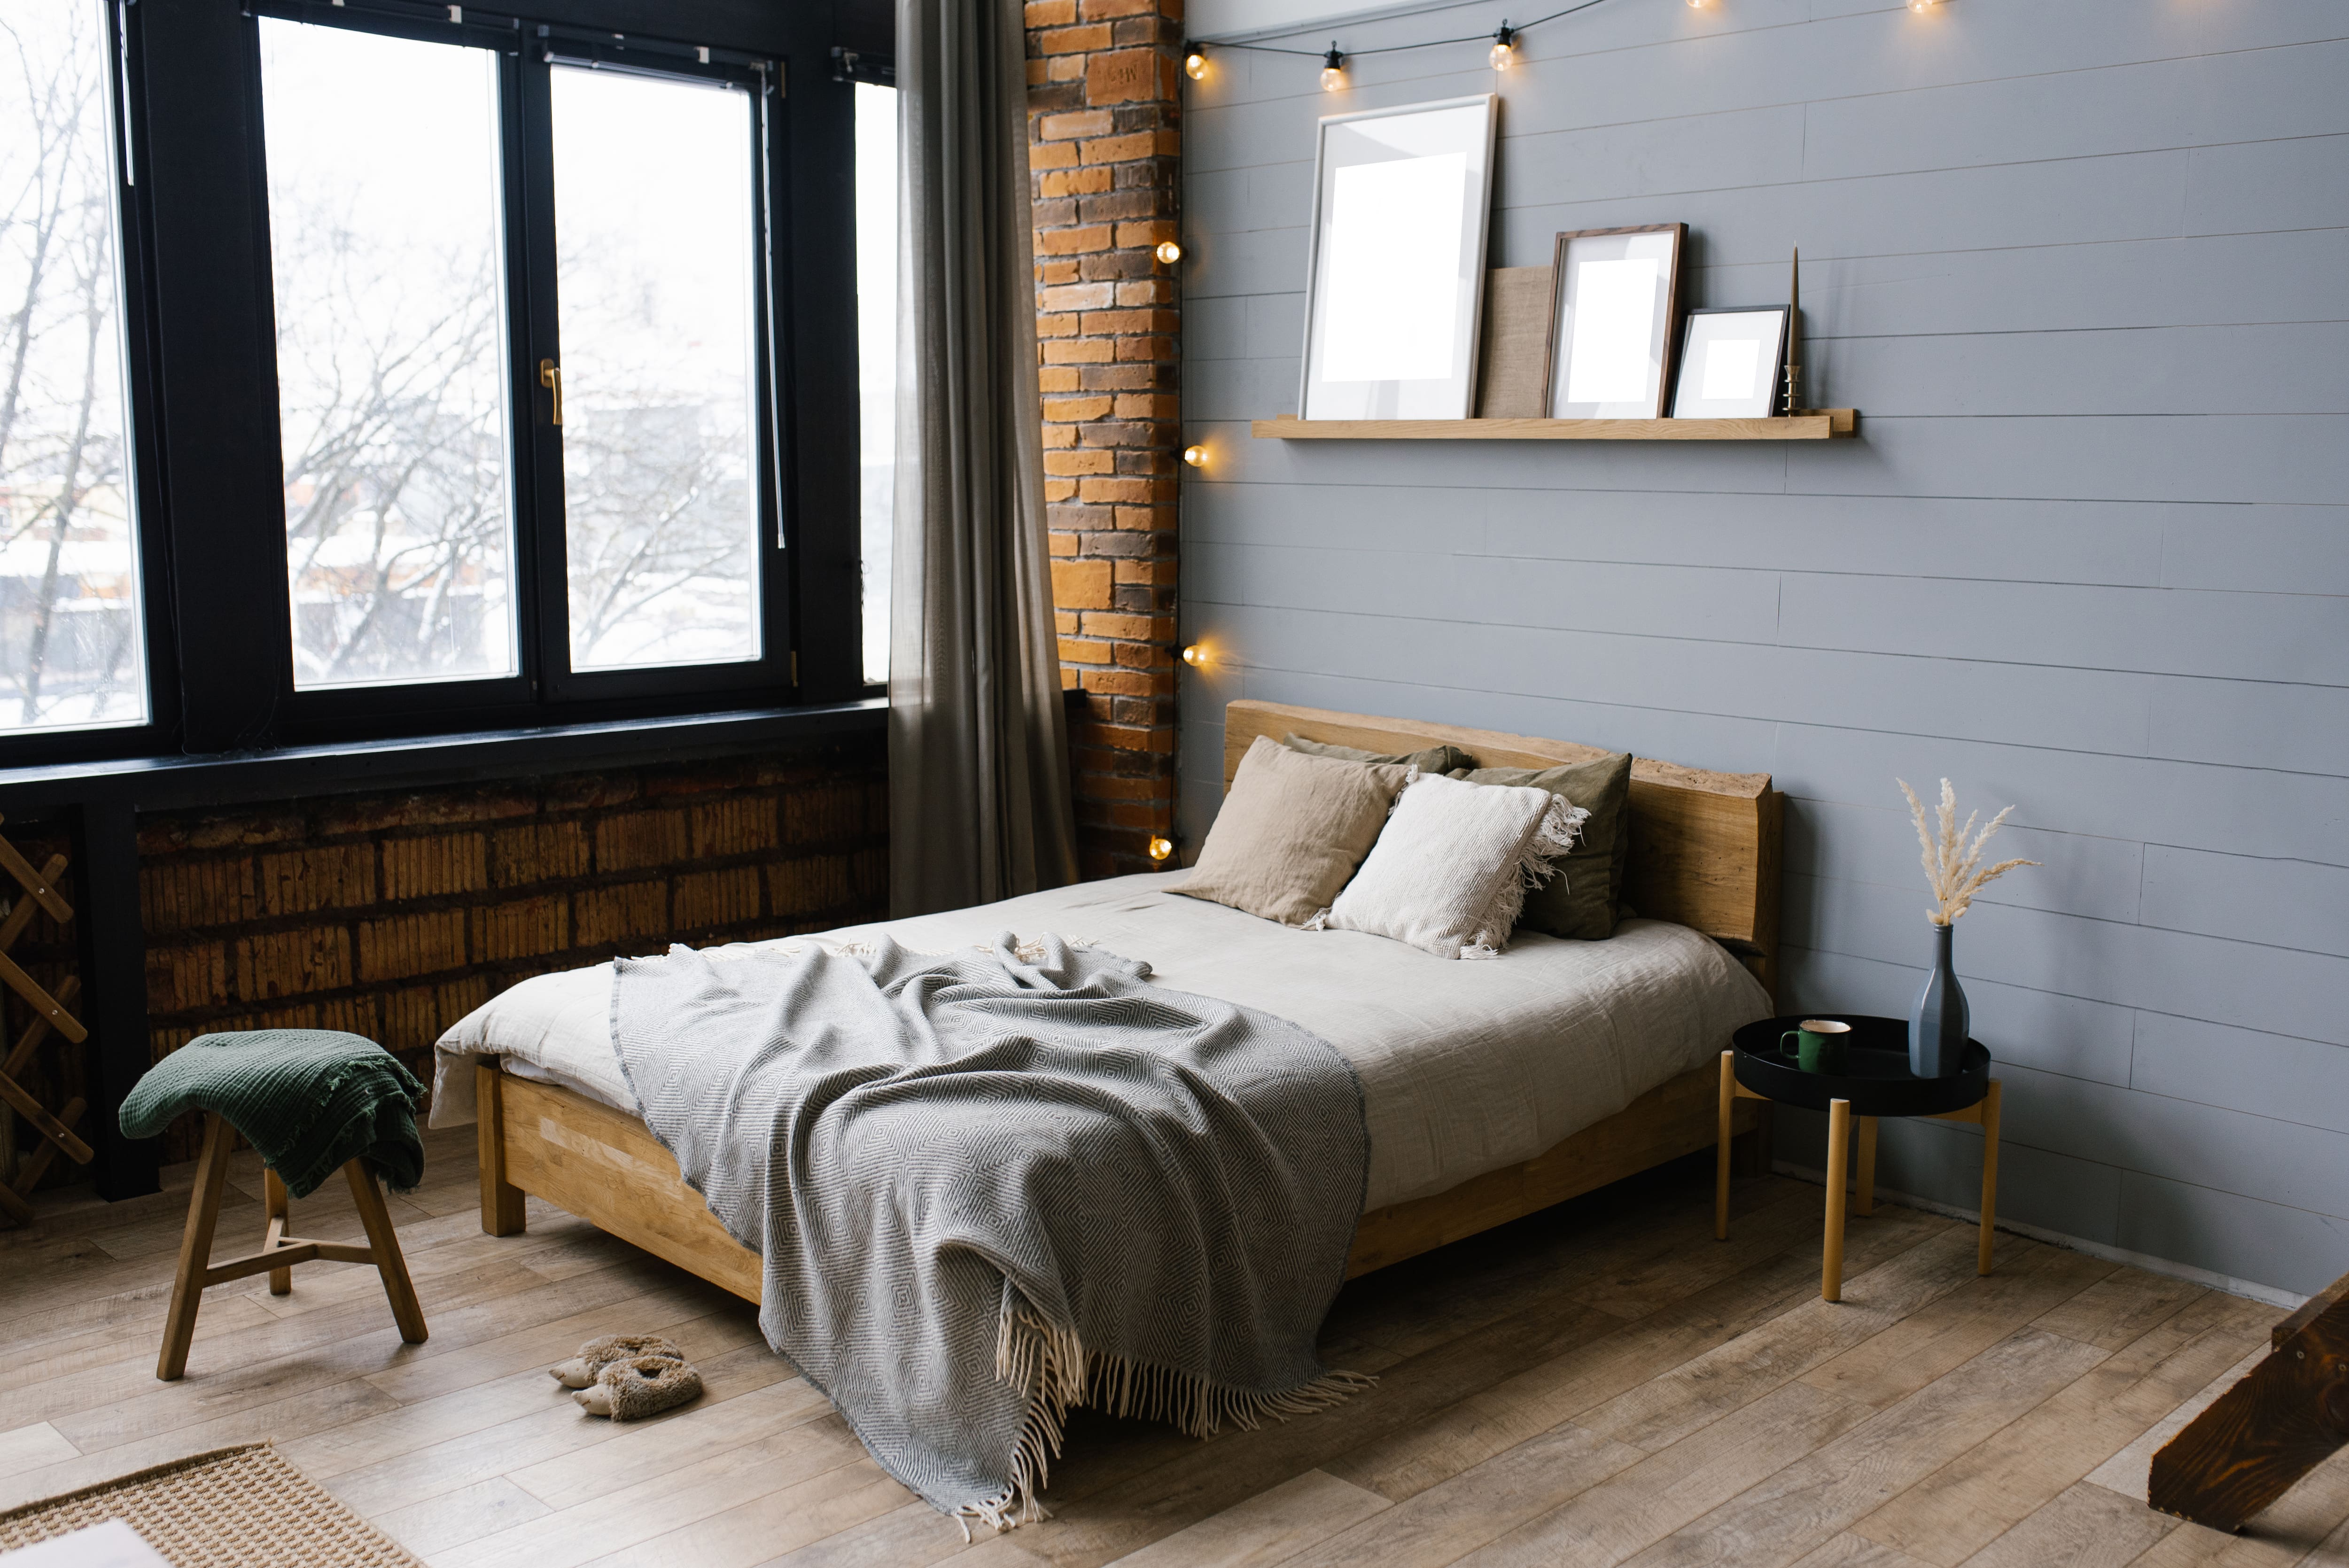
1174, 0, 2349, 1298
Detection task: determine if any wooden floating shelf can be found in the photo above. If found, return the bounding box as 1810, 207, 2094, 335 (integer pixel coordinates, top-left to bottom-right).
1251, 410, 1859, 442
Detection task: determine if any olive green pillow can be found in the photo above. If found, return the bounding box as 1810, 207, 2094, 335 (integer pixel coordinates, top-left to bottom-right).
1282, 732, 1477, 776
1447, 753, 1632, 941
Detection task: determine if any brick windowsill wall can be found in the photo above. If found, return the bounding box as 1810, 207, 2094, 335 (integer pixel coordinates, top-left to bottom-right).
1027, 0, 1184, 881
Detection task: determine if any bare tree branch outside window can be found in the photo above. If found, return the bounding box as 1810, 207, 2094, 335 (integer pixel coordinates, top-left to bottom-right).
0, 0, 148, 735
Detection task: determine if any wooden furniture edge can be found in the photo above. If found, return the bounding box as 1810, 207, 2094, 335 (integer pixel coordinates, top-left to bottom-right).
1221, 697, 1782, 1000
1250, 411, 1858, 440
481, 1060, 1761, 1292
2151, 1265, 2349, 1531
490, 1070, 762, 1302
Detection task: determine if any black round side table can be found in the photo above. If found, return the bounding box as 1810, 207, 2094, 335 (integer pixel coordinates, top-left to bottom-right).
1714, 1014, 2001, 1303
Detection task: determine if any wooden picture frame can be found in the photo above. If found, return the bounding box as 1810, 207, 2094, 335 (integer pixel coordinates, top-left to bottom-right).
1298, 95, 1498, 421
1541, 223, 1686, 420
1670, 305, 1791, 419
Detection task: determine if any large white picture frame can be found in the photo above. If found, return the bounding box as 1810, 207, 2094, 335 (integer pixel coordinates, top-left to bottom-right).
1298, 95, 1497, 421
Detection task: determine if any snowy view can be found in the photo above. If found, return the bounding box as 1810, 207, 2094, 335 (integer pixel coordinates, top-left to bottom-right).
261, 19, 765, 687
0, 0, 148, 734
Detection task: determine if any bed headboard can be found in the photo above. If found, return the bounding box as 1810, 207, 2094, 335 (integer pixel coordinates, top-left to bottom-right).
1220, 699, 1784, 1000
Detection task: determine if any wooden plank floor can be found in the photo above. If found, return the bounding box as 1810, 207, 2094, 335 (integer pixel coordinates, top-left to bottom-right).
4, 1124, 2342, 1568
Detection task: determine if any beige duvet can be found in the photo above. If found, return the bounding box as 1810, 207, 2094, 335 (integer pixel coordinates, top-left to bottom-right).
431, 869, 1772, 1212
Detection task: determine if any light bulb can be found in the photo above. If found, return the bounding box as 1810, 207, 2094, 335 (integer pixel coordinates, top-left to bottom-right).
1908, 0, 1933, 9
1320, 47, 1345, 91
1181, 644, 1206, 668
1489, 25, 1515, 69
1155, 240, 1182, 264
1687, 0, 1703, 8
1182, 444, 1207, 467
1183, 48, 1206, 80
1148, 836, 1174, 862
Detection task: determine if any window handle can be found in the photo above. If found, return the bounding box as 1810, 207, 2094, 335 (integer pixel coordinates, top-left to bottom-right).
539, 358, 562, 426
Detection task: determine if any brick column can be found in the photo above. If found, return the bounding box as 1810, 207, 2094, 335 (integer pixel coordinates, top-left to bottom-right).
1025, 0, 1182, 881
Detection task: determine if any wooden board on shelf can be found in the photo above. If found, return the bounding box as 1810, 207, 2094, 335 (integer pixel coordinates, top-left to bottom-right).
1251, 410, 1857, 441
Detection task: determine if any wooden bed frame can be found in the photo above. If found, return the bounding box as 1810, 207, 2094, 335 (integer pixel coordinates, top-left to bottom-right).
475, 698, 1785, 1296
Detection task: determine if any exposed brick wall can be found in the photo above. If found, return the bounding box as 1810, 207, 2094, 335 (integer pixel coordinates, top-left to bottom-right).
1026, 0, 1183, 880
129, 736, 887, 1163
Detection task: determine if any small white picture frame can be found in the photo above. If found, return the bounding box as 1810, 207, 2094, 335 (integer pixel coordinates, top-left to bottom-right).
1670, 306, 1789, 419
1298, 95, 1498, 421
1542, 224, 1685, 420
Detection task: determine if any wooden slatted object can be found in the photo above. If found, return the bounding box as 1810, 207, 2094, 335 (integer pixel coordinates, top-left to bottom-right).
2148, 1267, 2349, 1531
0, 813, 88, 1226
157, 1111, 428, 1380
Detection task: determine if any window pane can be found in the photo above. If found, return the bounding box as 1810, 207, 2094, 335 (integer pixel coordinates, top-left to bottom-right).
551, 68, 759, 672
0, 0, 148, 734
260, 20, 518, 691
856, 82, 895, 688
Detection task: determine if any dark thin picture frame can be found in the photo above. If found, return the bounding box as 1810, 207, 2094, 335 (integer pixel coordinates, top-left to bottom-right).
1668, 305, 1791, 420
1540, 222, 1686, 421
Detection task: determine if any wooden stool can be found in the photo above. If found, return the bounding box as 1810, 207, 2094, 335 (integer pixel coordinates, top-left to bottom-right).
157, 1112, 428, 1381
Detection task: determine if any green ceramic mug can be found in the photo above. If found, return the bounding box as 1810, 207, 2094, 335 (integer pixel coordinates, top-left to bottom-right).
1781, 1018, 1853, 1074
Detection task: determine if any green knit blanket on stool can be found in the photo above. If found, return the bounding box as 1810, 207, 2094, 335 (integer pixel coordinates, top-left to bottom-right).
119, 1030, 425, 1198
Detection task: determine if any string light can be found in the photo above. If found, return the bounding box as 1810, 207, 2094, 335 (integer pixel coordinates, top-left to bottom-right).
1154, 240, 1182, 264
1192, 0, 1626, 90
1908, 0, 1935, 9
1148, 836, 1175, 862
1182, 444, 1207, 467
1181, 644, 1207, 668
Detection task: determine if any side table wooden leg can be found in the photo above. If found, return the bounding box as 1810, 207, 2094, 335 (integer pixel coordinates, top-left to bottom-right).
1977, 1079, 2001, 1275
1715, 1050, 1734, 1241
263, 1166, 292, 1296
1856, 1115, 1877, 1218
158, 1114, 233, 1381
345, 1160, 428, 1345
1823, 1098, 1851, 1303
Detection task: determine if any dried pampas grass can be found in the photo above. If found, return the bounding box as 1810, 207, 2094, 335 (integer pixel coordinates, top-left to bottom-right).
1899, 778, 2039, 926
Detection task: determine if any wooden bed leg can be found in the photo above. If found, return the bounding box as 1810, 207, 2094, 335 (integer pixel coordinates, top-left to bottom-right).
1715, 1050, 1734, 1241
477, 1063, 526, 1237
1822, 1098, 1850, 1303
2151, 1270, 2349, 1531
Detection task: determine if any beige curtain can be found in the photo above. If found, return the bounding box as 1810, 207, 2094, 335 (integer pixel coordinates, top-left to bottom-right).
887, 0, 1079, 916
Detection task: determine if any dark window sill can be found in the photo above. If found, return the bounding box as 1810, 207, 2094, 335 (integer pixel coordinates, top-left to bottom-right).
0, 698, 887, 813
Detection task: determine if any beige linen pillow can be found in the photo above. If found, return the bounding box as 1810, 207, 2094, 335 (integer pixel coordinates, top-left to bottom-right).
1173, 736, 1412, 926
1322, 772, 1588, 959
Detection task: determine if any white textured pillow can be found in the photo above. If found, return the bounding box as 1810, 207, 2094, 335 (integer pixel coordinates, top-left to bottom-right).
1320, 772, 1588, 959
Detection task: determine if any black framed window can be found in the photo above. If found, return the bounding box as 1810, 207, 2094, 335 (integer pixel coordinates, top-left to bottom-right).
250, 0, 793, 726
0, 0, 152, 737
0, 0, 879, 765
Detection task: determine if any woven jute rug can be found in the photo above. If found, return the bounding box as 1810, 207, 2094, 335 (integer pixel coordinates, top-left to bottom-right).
0, 1443, 422, 1567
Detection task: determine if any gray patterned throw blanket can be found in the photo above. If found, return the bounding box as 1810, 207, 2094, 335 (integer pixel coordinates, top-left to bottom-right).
610, 931, 1370, 1529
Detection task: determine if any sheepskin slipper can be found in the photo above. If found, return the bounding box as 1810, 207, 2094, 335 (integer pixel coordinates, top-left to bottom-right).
549, 1333, 686, 1389
573, 1354, 704, 1420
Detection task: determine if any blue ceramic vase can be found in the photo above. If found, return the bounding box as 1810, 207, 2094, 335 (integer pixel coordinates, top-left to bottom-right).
1909, 921, 1969, 1077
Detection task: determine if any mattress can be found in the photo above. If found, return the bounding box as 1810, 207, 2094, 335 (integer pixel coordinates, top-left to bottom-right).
431, 869, 1772, 1211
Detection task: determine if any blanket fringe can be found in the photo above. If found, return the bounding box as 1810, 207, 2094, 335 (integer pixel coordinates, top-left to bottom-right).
956, 1300, 1377, 1535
